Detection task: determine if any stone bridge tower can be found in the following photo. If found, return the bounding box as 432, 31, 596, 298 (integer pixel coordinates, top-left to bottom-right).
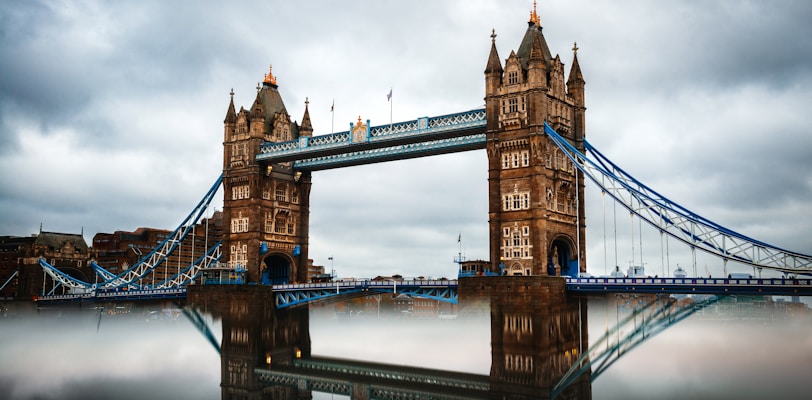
222, 67, 312, 284
485, 6, 587, 277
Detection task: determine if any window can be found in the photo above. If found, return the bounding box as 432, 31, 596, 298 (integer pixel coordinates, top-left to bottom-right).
507, 71, 519, 85
275, 183, 287, 202
508, 97, 519, 113
555, 150, 564, 170
232, 185, 249, 200
291, 189, 299, 204
230, 243, 248, 268
503, 191, 531, 211
232, 143, 246, 157
262, 186, 271, 200
503, 150, 530, 169
230, 214, 249, 233
264, 212, 273, 233
274, 215, 287, 234
501, 225, 532, 259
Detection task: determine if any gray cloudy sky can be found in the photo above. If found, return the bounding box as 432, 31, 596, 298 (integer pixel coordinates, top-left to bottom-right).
1, 1, 811, 279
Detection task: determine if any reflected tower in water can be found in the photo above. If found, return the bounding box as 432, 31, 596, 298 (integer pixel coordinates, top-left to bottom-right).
484, 278, 592, 398
191, 286, 312, 399
192, 278, 591, 399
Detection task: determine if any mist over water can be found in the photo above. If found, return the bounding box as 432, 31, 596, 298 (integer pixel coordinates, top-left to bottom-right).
1, 295, 810, 400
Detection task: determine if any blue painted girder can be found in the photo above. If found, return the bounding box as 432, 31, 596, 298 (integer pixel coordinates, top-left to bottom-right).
257, 109, 486, 170
273, 280, 459, 309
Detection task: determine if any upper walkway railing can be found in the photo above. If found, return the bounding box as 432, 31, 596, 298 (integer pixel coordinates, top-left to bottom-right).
256, 109, 486, 169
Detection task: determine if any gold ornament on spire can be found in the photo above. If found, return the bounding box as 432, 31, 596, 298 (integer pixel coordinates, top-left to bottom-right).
263, 64, 278, 85
529, 0, 541, 26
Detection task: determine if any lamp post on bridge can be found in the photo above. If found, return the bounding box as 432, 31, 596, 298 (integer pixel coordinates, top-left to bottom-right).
329, 256, 335, 280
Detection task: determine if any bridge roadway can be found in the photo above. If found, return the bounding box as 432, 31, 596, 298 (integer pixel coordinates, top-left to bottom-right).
32, 276, 812, 304
566, 276, 812, 296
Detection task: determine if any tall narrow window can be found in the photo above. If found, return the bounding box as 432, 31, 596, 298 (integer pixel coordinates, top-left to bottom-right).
275, 184, 287, 202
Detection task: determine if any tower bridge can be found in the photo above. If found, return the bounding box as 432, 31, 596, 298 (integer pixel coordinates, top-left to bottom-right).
35, 3, 812, 301
222, 9, 587, 286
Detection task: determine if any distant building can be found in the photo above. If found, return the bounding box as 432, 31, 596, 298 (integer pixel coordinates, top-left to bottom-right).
0, 235, 35, 299
14, 231, 91, 299
92, 211, 223, 287
305, 259, 327, 282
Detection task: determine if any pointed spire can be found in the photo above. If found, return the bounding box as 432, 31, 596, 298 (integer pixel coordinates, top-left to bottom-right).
300, 97, 313, 136
263, 64, 277, 86
568, 42, 584, 84
224, 88, 237, 124
485, 29, 503, 74
250, 89, 264, 118
529, 0, 541, 26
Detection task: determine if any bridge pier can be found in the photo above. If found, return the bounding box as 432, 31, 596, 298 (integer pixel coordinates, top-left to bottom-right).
458, 275, 566, 308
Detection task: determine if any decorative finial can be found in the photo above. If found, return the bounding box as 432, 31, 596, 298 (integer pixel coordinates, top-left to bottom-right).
530, 0, 541, 25
357, 115, 362, 125
229, 88, 234, 99
491, 29, 497, 43
256, 82, 261, 92
305, 97, 309, 107
572, 42, 579, 55
263, 64, 277, 85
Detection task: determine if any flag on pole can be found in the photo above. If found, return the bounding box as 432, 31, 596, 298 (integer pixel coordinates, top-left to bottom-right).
330, 99, 334, 112
387, 88, 392, 101
458, 233, 461, 243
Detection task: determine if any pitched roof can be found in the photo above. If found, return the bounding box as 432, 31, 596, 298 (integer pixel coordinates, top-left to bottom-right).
34, 232, 89, 253
516, 21, 552, 70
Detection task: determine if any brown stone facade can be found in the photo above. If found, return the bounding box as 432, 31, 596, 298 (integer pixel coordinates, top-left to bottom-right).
485, 19, 587, 277
222, 73, 313, 285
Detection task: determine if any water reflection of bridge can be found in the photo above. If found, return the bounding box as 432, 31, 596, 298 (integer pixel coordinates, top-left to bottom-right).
189, 284, 591, 400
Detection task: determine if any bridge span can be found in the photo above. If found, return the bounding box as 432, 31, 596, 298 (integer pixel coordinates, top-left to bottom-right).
34, 275, 812, 304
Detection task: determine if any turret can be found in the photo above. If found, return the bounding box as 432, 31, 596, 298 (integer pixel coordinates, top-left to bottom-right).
567, 42, 586, 147
299, 98, 313, 138
566, 42, 585, 106
224, 89, 237, 139
485, 29, 503, 97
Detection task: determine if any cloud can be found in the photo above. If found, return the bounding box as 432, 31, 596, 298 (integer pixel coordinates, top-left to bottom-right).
0, 0, 810, 280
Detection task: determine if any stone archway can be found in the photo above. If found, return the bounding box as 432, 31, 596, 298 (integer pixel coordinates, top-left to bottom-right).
261, 254, 291, 285
549, 236, 578, 277
508, 262, 525, 276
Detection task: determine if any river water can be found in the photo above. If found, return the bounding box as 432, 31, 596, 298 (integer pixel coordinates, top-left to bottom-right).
1, 293, 810, 400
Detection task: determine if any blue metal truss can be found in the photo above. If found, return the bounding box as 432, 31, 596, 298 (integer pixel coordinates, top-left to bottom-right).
543, 122, 812, 275
182, 306, 221, 354
551, 295, 721, 399
294, 133, 486, 170
273, 280, 459, 309
256, 109, 486, 170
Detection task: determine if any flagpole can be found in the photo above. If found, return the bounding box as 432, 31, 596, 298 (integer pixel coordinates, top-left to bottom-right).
331, 99, 335, 133
389, 89, 393, 127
